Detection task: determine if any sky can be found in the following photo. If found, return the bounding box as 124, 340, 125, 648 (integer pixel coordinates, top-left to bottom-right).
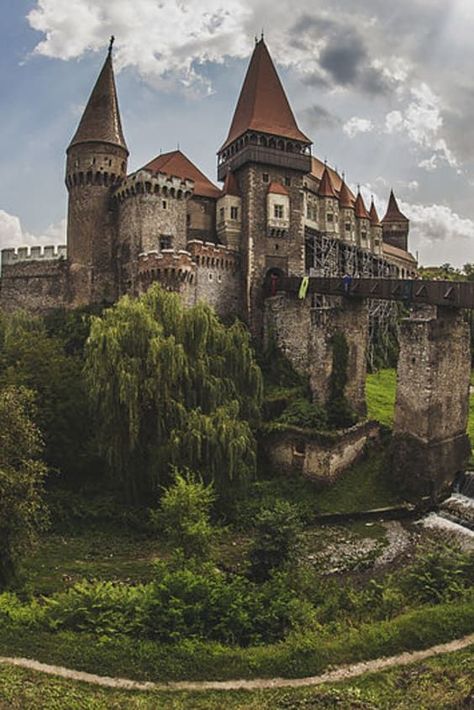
1, 0, 474, 267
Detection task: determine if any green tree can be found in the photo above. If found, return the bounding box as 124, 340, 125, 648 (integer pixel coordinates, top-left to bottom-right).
249, 501, 302, 582
85, 285, 262, 501
0, 386, 48, 587
152, 469, 216, 559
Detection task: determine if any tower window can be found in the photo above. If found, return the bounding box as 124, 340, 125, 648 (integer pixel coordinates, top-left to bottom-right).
274, 204, 284, 219
345, 222, 351, 232
187, 214, 191, 226
262, 173, 269, 183
230, 206, 238, 220
285, 176, 291, 186
162, 200, 167, 209
361, 231, 367, 240
327, 213, 334, 222
159, 235, 172, 250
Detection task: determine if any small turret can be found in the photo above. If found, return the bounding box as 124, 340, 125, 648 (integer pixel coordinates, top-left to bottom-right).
65, 38, 129, 306
369, 198, 383, 255
354, 190, 370, 249
338, 176, 355, 243
318, 167, 339, 235
381, 190, 409, 252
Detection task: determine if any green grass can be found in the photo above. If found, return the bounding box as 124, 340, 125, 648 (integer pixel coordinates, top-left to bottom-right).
1, 597, 473, 683
366, 369, 397, 427
0, 644, 473, 709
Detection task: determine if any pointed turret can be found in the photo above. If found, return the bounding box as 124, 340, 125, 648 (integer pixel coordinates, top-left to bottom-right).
354, 190, 369, 219
382, 190, 408, 223
381, 190, 409, 252
369, 198, 381, 225
318, 167, 337, 198
68, 41, 128, 152
339, 178, 354, 208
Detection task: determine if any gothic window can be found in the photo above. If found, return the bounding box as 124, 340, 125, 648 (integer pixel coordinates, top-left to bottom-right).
274, 204, 284, 219
262, 173, 269, 183
159, 235, 172, 250
230, 206, 238, 220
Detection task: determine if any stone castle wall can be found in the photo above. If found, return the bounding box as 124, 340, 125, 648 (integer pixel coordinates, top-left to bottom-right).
0, 258, 70, 313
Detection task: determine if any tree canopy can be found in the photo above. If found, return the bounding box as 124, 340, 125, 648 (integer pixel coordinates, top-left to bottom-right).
85, 285, 262, 501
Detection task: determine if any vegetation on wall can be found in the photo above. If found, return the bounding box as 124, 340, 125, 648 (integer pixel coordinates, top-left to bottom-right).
326, 331, 357, 428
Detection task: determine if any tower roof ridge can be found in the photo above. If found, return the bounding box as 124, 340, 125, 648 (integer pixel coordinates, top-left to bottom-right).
318, 166, 337, 198
220, 38, 311, 151
382, 189, 409, 223
354, 190, 370, 219
68, 46, 128, 152
143, 149, 221, 199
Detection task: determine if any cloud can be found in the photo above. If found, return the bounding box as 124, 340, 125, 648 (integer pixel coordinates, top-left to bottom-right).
401, 201, 474, 244
303, 104, 341, 131
343, 117, 374, 138
0, 210, 66, 251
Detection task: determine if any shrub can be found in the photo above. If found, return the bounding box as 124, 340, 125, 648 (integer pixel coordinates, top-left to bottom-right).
277, 398, 328, 430
398, 545, 474, 604
150, 469, 216, 559
249, 501, 303, 582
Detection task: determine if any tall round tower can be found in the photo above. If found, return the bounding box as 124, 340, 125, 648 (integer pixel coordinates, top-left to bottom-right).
65, 39, 128, 305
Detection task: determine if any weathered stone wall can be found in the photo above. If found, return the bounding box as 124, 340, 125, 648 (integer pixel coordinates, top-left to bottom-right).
0, 259, 70, 313
261, 420, 380, 484
391, 307, 471, 499
264, 293, 368, 417
137, 250, 196, 307
188, 241, 242, 319
187, 196, 217, 243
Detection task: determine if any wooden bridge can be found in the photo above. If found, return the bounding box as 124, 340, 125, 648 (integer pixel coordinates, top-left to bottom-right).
267, 276, 474, 310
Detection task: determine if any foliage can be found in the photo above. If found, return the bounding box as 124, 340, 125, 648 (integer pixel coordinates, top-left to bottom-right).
85, 285, 262, 502
150, 469, 216, 559
276, 398, 328, 430
249, 501, 303, 582
0, 310, 97, 483
326, 331, 357, 429
0, 386, 48, 588
366, 368, 397, 427
399, 545, 474, 604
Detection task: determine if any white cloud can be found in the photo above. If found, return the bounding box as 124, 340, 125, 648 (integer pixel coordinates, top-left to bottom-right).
343, 116, 374, 138
0, 210, 66, 251
401, 201, 474, 244
385, 83, 457, 169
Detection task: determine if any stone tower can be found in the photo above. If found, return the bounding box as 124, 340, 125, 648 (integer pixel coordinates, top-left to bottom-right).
217, 38, 312, 336
381, 190, 409, 252
65, 41, 129, 306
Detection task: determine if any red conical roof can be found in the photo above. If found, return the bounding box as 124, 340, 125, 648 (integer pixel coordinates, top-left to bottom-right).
382, 190, 409, 223
143, 150, 221, 199
318, 167, 337, 198
339, 178, 354, 208
220, 39, 311, 151
369, 199, 381, 226
354, 191, 369, 219
222, 171, 240, 196
68, 47, 127, 152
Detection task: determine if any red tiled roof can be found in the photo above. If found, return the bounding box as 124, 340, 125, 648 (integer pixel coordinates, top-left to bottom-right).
221, 172, 240, 196
339, 179, 354, 208
354, 191, 370, 219
310, 158, 356, 203
143, 150, 220, 199
318, 167, 337, 198
369, 199, 381, 226
383, 242, 417, 263
382, 190, 409, 223
220, 39, 311, 151
268, 181, 289, 195
69, 49, 128, 152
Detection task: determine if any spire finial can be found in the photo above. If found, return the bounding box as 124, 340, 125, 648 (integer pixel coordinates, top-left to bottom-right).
261, 29, 264, 41
108, 35, 115, 55
357, 182, 360, 193
255, 34, 258, 44
342, 171, 345, 181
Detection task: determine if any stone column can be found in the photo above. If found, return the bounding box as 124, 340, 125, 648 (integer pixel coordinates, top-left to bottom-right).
391, 307, 471, 500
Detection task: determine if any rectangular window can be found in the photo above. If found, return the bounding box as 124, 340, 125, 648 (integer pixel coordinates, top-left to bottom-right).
285, 176, 291, 186
274, 204, 284, 219
162, 200, 167, 209
327, 213, 333, 222
159, 235, 172, 250
230, 206, 238, 220
262, 173, 269, 183
345, 222, 351, 231
361, 231, 367, 240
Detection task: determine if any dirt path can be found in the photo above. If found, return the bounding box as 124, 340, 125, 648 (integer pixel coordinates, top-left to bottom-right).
1, 633, 473, 693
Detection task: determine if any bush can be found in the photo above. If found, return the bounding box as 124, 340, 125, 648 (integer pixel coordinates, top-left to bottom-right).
398, 545, 474, 604
277, 398, 328, 430
249, 501, 303, 582
150, 469, 216, 559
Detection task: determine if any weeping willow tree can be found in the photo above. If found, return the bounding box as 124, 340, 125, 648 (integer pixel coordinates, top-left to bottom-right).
85, 285, 262, 501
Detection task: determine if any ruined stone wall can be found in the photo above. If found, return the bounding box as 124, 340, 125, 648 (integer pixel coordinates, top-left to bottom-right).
264, 293, 368, 417
236, 164, 306, 336
0, 259, 70, 313
391, 307, 471, 498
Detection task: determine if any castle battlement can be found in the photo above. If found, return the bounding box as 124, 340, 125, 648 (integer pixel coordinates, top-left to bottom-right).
187, 240, 240, 270
114, 169, 194, 203
1, 245, 67, 267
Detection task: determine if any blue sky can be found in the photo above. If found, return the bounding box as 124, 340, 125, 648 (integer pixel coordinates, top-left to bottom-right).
2, 0, 474, 267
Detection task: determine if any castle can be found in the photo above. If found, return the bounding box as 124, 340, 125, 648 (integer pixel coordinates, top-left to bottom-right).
0, 37, 417, 335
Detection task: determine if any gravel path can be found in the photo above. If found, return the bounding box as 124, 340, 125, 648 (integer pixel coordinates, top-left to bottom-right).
1, 633, 473, 692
